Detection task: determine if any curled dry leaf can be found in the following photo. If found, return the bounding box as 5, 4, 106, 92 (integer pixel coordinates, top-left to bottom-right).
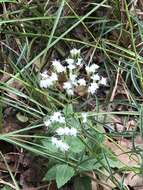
105, 139, 139, 168
124, 172, 143, 190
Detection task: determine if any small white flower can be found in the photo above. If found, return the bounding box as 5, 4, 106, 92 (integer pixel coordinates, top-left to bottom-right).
44, 119, 51, 127
56, 127, 70, 136
69, 73, 77, 86
52, 59, 66, 73
67, 89, 74, 96
50, 72, 58, 82
56, 127, 67, 136
40, 70, 48, 79
77, 78, 86, 86
100, 77, 107, 86
51, 112, 65, 124
76, 58, 83, 66
85, 64, 99, 74
69, 73, 77, 82
51, 137, 59, 146
91, 73, 100, 81
40, 78, 53, 88
56, 127, 77, 136
66, 58, 74, 65
51, 137, 69, 152
69, 128, 77, 136
58, 141, 69, 152
40, 71, 54, 88
63, 81, 72, 90
67, 64, 76, 70
81, 112, 87, 123
88, 82, 99, 94
70, 48, 80, 57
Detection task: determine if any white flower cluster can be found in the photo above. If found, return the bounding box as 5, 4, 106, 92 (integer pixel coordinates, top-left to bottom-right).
51, 126, 77, 152
44, 112, 77, 152
44, 112, 65, 127
40, 71, 58, 88
39, 48, 107, 96
52, 137, 69, 152
56, 127, 77, 136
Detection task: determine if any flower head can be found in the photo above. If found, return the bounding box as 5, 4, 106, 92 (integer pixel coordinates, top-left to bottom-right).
69, 73, 77, 86
63, 81, 74, 95
86, 64, 99, 74
39, 71, 58, 88
76, 58, 83, 66
91, 73, 100, 81
66, 58, 74, 65
67, 89, 74, 96
77, 78, 86, 86
99, 77, 107, 86
70, 48, 80, 57
51, 112, 65, 124
50, 72, 58, 82
56, 127, 77, 136
88, 82, 99, 94
67, 64, 76, 70
52, 59, 66, 73
52, 137, 69, 152
69, 128, 77, 136
51, 137, 69, 152
44, 119, 51, 127
40, 78, 53, 88
40, 70, 48, 79
63, 81, 73, 90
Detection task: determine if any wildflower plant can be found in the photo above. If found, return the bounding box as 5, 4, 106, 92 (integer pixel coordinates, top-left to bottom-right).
38, 49, 127, 189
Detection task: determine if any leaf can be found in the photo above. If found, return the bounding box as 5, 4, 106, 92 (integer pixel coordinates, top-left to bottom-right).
1, 186, 13, 190
63, 104, 73, 116
67, 137, 85, 153
43, 165, 57, 181
56, 164, 74, 188
74, 176, 92, 190
79, 158, 101, 172
42, 139, 58, 152
16, 112, 28, 123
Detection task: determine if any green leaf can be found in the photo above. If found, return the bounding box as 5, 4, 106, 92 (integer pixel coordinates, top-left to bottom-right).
74, 176, 92, 190
56, 164, 75, 188
79, 158, 101, 172
43, 165, 57, 181
1, 186, 13, 190
42, 139, 58, 152
67, 137, 85, 153
63, 104, 73, 115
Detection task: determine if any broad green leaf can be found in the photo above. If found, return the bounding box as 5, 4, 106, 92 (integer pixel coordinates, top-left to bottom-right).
63, 104, 73, 116
102, 156, 124, 169
56, 164, 74, 188
43, 165, 57, 181
79, 158, 101, 172
74, 176, 92, 190
67, 137, 85, 153
42, 140, 58, 152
